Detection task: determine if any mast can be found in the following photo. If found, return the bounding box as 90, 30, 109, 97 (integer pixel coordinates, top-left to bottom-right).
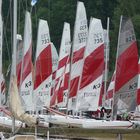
11, 0, 17, 134
12, 0, 17, 76
102, 17, 110, 107
111, 16, 122, 120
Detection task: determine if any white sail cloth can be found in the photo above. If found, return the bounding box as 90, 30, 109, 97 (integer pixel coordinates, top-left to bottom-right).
10, 76, 37, 126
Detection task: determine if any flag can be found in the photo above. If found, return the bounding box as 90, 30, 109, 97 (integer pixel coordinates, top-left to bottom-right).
31, 0, 38, 6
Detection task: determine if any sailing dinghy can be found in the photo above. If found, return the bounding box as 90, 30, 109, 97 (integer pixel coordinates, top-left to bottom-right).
34, 19, 52, 112
50, 22, 71, 107
112, 16, 138, 118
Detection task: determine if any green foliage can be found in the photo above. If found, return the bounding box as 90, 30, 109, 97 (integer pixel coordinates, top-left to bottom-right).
2, 0, 140, 80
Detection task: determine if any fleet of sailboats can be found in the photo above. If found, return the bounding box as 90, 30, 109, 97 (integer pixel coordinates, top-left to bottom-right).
0, 0, 140, 139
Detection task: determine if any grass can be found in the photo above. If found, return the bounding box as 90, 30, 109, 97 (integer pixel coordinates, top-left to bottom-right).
0, 126, 140, 139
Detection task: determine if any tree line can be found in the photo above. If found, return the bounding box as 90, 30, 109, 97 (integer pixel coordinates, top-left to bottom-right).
2, 0, 140, 79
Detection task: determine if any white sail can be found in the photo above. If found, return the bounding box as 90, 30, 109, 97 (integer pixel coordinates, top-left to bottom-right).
34, 19, 52, 111
20, 12, 34, 112
113, 16, 138, 117
51, 22, 71, 107
76, 18, 104, 111
10, 76, 37, 126
68, 1, 88, 110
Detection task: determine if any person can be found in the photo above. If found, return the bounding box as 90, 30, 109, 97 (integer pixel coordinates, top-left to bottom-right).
122, 112, 129, 120
100, 107, 106, 119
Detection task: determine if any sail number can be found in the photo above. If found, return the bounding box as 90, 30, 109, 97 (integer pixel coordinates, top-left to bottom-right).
78, 32, 87, 43
80, 24, 87, 30
93, 83, 101, 89
21, 90, 30, 96
129, 82, 137, 90
45, 82, 51, 88
94, 33, 103, 44
83, 92, 97, 97
38, 91, 49, 96
41, 34, 49, 45
125, 35, 135, 43
25, 81, 32, 88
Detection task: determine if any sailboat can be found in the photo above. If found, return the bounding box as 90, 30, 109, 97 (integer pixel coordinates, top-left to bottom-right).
81, 16, 135, 129
19, 12, 48, 127
19, 11, 34, 113
0, 28, 30, 130
76, 17, 104, 111
68, 1, 88, 111
50, 22, 71, 107
34, 19, 52, 112
112, 16, 138, 118
0, 0, 25, 129
3, 0, 49, 138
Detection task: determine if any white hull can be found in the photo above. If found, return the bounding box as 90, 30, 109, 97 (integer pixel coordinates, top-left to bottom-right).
40, 114, 133, 129
0, 116, 23, 128
82, 120, 133, 129
40, 114, 83, 128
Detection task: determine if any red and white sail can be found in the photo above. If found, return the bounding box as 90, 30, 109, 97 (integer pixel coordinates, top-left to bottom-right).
136, 59, 140, 111
113, 16, 138, 116
50, 42, 58, 97
34, 19, 52, 111
20, 12, 34, 112
51, 22, 71, 107
16, 34, 23, 88
68, 1, 88, 110
76, 18, 105, 111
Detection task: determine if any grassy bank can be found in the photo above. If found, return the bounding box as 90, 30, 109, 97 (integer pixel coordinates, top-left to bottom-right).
0, 126, 140, 139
